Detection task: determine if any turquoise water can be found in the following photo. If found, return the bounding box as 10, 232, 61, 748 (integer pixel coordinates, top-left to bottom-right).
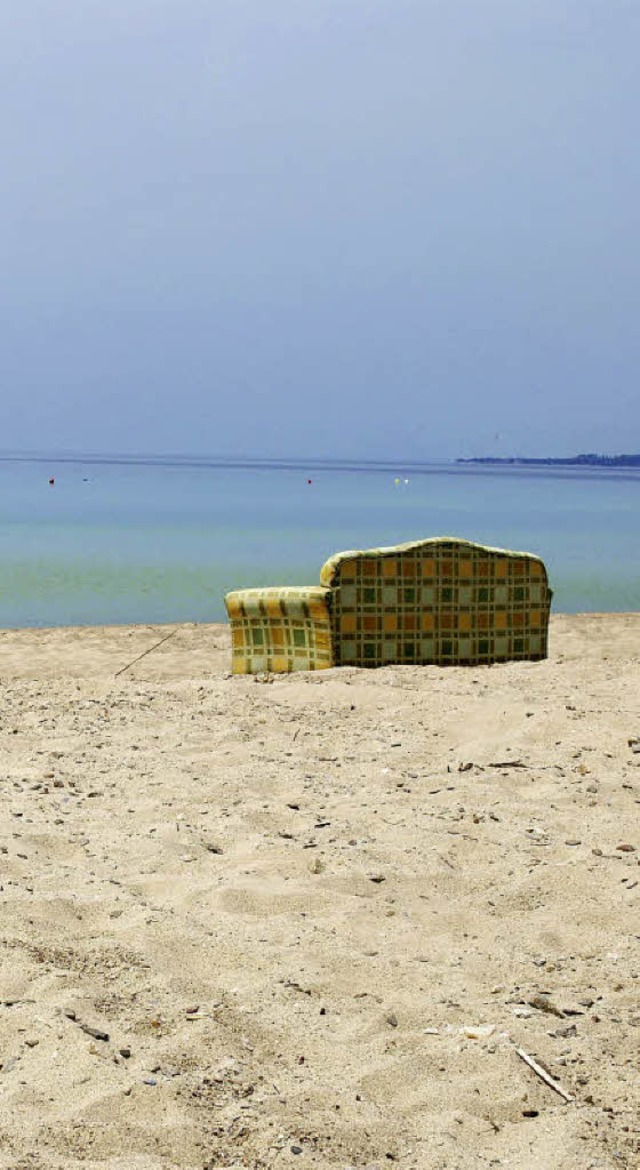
0, 458, 638, 627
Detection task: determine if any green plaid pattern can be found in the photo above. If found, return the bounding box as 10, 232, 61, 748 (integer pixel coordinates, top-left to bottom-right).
320, 538, 551, 668
225, 587, 333, 674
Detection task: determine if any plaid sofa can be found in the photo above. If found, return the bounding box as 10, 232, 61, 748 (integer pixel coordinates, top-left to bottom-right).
224, 537, 552, 674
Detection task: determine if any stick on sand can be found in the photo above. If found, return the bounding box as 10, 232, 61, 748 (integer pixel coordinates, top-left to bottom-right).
115, 629, 178, 677
516, 1046, 573, 1103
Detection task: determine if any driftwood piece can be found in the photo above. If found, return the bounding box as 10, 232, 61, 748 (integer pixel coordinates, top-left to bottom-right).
516, 1046, 573, 1103
115, 629, 178, 677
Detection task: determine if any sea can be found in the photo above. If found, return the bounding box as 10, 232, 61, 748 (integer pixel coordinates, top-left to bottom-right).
0, 455, 638, 629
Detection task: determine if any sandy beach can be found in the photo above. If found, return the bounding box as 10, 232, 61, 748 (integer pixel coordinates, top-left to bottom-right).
0, 614, 638, 1170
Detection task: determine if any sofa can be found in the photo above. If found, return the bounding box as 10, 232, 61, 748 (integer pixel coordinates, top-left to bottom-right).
224, 537, 552, 674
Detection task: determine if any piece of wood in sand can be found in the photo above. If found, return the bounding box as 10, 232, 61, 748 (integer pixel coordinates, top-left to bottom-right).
516, 1046, 573, 1103
114, 629, 178, 677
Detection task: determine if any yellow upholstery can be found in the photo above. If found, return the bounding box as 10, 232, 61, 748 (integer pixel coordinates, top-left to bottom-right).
225, 586, 333, 674
225, 538, 552, 673
320, 537, 551, 667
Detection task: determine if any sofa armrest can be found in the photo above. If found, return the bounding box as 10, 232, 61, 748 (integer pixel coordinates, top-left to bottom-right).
224, 586, 334, 674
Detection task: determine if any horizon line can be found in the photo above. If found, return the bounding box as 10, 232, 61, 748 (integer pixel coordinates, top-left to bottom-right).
0, 449, 638, 475
0, 449, 454, 473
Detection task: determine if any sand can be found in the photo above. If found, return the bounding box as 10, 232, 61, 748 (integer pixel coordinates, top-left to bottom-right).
0, 614, 638, 1170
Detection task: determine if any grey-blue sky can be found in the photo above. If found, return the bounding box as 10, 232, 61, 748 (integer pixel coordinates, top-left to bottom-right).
1, 1, 638, 459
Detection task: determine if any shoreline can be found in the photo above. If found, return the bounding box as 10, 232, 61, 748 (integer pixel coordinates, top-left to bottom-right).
1, 613, 638, 1167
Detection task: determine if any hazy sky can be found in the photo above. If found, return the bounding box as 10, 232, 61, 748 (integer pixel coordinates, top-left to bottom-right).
1, 1, 638, 460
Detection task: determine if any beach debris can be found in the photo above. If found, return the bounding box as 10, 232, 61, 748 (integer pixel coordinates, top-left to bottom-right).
283, 980, 312, 996
63, 1009, 109, 1042
423, 1027, 440, 1035
79, 1024, 110, 1042
204, 842, 223, 854
554, 1023, 578, 1039
528, 994, 565, 1019
369, 873, 386, 883
515, 1046, 573, 1102
114, 628, 178, 678
628, 738, 640, 753
461, 1024, 495, 1040
616, 843, 636, 852
385, 1012, 399, 1028
487, 759, 526, 769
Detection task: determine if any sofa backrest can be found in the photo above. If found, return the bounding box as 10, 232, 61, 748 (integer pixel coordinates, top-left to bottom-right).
319, 537, 552, 668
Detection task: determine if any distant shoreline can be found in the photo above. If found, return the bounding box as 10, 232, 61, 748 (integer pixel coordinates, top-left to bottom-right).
1, 450, 640, 473
457, 453, 640, 468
